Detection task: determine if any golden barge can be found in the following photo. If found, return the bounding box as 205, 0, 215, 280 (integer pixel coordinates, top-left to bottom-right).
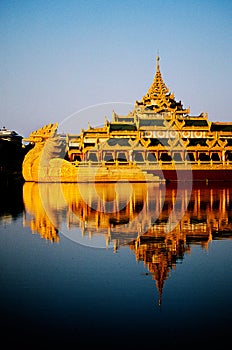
22, 57, 232, 183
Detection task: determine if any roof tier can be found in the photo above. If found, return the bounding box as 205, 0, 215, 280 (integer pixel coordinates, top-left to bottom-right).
136, 56, 190, 115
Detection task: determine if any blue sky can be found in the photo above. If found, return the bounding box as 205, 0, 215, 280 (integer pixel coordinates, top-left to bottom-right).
0, 0, 232, 137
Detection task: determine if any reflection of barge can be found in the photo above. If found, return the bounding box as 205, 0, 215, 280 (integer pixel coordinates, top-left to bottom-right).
22, 182, 232, 245
23, 56, 232, 182
22, 181, 232, 304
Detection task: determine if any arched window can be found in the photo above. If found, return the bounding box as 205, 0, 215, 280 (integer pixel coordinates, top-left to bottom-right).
147, 152, 157, 162
199, 153, 210, 161
117, 152, 127, 162
134, 152, 144, 162
160, 153, 172, 162
104, 152, 114, 162
88, 153, 98, 162
211, 153, 220, 161
173, 153, 182, 162
185, 152, 195, 161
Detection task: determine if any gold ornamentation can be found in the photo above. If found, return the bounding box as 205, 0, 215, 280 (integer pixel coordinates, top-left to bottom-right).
22, 123, 79, 182
136, 56, 189, 116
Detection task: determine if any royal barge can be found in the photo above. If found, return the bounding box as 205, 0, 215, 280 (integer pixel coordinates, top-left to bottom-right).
22, 57, 232, 183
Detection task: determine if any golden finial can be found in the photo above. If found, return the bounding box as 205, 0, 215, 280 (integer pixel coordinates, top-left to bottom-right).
156, 53, 160, 71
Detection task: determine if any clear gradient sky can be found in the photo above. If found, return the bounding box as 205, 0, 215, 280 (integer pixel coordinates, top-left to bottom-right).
0, 0, 232, 137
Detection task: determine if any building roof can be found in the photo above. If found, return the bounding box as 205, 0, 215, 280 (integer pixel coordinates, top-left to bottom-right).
109, 123, 137, 131
184, 119, 209, 127
139, 119, 164, 127
211, 122, 232, 132
135, 56, 190, 115
117, 117, 135, 123
107, 138, 131, 147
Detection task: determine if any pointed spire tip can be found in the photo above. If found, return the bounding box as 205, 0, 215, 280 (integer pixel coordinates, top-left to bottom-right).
156, 54, 160, 71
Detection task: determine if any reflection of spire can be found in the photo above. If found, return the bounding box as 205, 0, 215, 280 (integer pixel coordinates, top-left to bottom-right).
150, 245, 174, 307
154, 262, 167, 307
129, 232, 187, 307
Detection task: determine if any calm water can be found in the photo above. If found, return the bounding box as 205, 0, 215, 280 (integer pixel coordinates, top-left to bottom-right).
0, 179, 232, 348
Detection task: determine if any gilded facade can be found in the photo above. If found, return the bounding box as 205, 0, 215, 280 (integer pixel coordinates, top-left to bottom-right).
22, 57, 232, 182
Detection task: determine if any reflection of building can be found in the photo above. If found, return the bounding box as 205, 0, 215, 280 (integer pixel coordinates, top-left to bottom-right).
128, 184, 232, 304
22, 182, 232, 302
23, 56, 232, 182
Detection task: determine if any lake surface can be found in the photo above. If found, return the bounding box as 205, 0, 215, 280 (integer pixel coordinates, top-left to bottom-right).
0, 179, 232, 348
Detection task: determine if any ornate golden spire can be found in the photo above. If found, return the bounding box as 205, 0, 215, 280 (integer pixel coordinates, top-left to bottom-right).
147, 55, 170, 99
136, 56, 189, 114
